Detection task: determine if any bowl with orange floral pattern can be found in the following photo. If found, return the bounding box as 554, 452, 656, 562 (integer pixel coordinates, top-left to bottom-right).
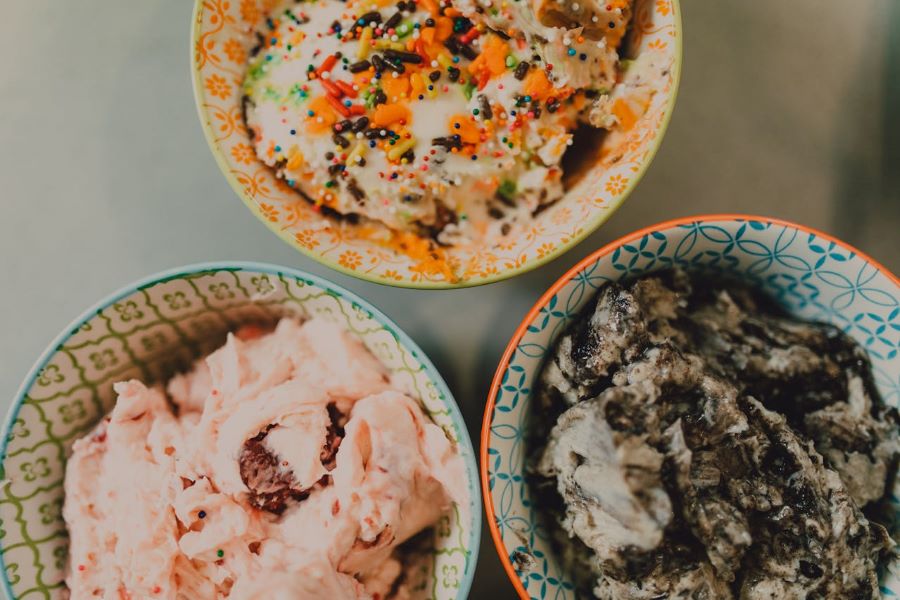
191, 0, 681, 288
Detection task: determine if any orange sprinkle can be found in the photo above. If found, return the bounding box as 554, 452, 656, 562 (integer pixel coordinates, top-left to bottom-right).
523, 68, 553, 100
448, 114, 481, 144
612, 98, 638, 130
315, 54, 337, 76
372, 103, 411, 127
306, 96, 338, 133
326, 94, 351, 117
334, 80, 358, 98
381, 74, 410, 99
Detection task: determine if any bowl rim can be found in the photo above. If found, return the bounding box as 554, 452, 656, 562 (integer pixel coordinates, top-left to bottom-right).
0, 261, 482, 600
479, 213, 900, 598
189, 0, 684, 290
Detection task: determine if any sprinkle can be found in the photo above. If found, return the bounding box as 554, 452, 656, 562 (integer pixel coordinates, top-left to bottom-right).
567, 48, 576, 56
358, 26, 374, 58
348, 59, 372, 73
321, 78, 343, 98
334, 80, 359, 97
217, 549, 225, 558
326, 94, 352, 117
152, 586, 162, 594
315, 54, 338, 76
514, 61, 529, 80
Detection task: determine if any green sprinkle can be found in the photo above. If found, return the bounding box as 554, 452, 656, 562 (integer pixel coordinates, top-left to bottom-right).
397, 20, 414, 38
497, 179, 517, 201
463, 80, 476, 101
216, 549, 224, 558
505, 55, 517, 68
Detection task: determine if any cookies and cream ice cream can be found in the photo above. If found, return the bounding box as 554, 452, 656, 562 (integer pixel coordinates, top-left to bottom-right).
62, 318, 466, 599
241, 0, 660, 243
532, 270, 899, 599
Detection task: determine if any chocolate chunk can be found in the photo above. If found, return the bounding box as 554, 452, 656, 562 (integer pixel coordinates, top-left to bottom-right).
478, 94, 493, 120
239, 429, 296, 514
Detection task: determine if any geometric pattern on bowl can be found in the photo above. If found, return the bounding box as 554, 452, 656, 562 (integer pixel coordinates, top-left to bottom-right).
482, 215, 900, 598
191, 0, 681, 288
0, 262, 481, 600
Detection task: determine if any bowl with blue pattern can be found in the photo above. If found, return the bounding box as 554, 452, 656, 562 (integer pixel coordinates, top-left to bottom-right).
0, 262, 480, 600
481, 214, 900, 598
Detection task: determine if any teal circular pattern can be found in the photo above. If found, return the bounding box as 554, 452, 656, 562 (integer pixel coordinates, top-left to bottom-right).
1, 262, 481, 600
483, 216, 900, 599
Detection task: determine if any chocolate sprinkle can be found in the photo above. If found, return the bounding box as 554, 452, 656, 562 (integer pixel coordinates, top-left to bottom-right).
348, 59, 371, 73
384, 11, 403, 30
514, 60, 530, 80
332, 133, 351, 148
358, 11, 382, 25
384, 49, 423, 64
352, 116, 370, 132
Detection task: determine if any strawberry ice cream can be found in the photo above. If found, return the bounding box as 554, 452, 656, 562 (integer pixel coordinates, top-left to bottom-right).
62, 318, 467, 599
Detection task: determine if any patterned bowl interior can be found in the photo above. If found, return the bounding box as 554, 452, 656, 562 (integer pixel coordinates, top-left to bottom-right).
0, 264, 480, 600
191, 0, 681, 287
484, 217, 900, 598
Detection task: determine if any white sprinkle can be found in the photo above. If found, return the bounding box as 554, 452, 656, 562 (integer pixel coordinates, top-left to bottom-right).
391, 71, 399, 78
352, 84, 360, 90
431, 60, 439, 67
572, 2, 579, 9
356, 132, 364, 139
321, 71, 330, 79
591, 15, 598, 22
317, 117, 324, 123
391, 34, 399, 42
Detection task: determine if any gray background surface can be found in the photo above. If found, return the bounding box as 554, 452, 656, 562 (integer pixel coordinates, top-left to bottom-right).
1, 1, 899, 597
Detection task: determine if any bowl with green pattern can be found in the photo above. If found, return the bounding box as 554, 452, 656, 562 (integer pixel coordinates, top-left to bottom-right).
0, 262, 480, 599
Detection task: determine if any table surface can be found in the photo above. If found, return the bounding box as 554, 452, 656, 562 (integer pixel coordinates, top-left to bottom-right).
2, 0, 899, 597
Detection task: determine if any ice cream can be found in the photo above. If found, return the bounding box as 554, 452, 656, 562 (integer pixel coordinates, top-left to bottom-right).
531, 270, 899, 599
62, 318, 466, 599
241, 0, 662, 244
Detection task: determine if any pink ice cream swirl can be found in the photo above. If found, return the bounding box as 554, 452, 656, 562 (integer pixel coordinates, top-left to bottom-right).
62, 318, 467, 599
